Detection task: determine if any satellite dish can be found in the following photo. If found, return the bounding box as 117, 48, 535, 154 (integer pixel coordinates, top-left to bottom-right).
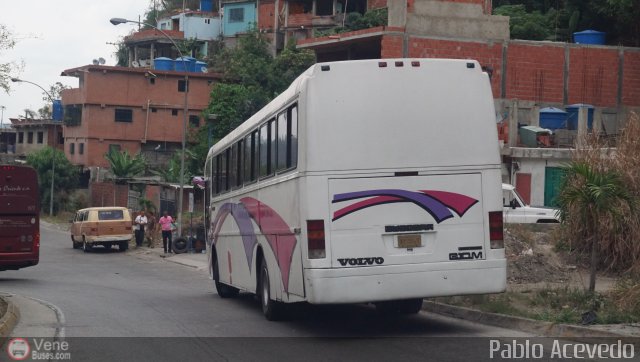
200, 67, 208, 73
98, 57, 106, 65
92, 59, 99, 65
132, 61, 140, 68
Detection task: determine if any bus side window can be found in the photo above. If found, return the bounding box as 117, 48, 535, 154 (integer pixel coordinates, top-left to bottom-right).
251, 130, 259, 181
215, 154, 222, 195
211, 156, 218, 195
236, 139, 243, 188
230, 143, 238, 189
289, 105, 298, 168
259, 123, 270, 178
276, 111, 287, 171
221, 148, 230, 192
243, 133, 253, 184
269, 119, 276, 175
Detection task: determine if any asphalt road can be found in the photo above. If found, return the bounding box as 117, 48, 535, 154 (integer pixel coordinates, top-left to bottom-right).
0, 223, 535, 361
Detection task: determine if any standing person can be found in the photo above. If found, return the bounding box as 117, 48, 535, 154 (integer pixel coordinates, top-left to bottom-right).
134, 210, 148, 248
159, 211, 174, 254
145, 211, 158, 247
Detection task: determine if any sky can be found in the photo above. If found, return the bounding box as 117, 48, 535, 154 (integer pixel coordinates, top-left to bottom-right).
0, 0, 151, 125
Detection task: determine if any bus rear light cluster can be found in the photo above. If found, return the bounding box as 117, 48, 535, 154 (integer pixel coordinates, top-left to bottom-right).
306, 220, 326, 259
19, 234, 36, 242
489, 211, 504, 249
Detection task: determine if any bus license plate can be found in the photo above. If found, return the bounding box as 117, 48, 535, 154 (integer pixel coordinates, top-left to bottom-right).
397, 234, 422, 248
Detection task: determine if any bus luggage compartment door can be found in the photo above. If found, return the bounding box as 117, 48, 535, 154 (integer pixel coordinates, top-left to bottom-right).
328, 173, 486, 268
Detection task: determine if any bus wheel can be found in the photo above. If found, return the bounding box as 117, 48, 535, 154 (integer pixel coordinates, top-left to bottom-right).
119, 241, 128, 252
82, 237, 92, 253
212, 255, 239, 298
104, 244, 112, 251
259, 261, 284, 321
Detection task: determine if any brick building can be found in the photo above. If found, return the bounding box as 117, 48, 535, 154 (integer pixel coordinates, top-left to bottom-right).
60, 65, 220, 170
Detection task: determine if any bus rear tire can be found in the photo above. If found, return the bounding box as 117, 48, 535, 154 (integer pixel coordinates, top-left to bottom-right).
259, 260, 284, 321
212, 254, 239, 298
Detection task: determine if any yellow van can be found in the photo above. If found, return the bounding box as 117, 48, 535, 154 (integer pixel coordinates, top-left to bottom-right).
70, 207, 133, 252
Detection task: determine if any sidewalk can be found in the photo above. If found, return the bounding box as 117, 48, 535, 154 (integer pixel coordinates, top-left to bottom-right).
0, 293, 63, 338
130, 246, 209, 272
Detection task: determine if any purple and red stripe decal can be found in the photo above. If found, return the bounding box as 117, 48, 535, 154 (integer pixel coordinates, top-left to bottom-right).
210, 197, 296, 293
332, 189, 478, 223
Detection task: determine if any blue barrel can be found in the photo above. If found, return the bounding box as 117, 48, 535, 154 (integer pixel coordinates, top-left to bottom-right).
154, 57, 174, 71
200, 0, 213, 12
52, 100, 63, 122
573, 30, 606, 45
175, 56, 196, 72
566, 104, 594, 130
195, 61, 207, 73
539, 107, 567, 130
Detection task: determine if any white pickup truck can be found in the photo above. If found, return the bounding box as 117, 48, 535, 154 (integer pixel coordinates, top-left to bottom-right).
502, 183, 560, 223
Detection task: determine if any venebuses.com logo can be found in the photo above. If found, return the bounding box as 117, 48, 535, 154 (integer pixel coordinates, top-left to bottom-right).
6, 337, 71, 361
6, 338, 30, 361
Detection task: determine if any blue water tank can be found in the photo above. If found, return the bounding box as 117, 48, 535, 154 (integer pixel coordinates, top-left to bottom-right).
539, 107, 567, 130
573, 30, 606, 45
52, 100, 63, 122
200, 0, 213, 12
195, 61, 207, 73
154, 57, 174, 71
175, 56, 196, 72
566, 104, 594, 130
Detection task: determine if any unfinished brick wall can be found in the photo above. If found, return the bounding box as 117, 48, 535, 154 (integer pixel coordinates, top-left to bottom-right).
407, 37, 503, 96
567, 47, 619, 107
433, 0, 492, 14
258, 0, 275, 30
90, 182, 128, 208
381, 34, 404, 58
506, 42, 564, 103
622, 50, 640, 106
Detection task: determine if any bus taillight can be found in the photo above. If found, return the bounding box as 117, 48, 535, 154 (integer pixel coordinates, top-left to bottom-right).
306, 220, 326, 259
489, 211, 504, 249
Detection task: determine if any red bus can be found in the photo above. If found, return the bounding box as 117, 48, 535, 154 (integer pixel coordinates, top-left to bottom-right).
0, 165, 40, 270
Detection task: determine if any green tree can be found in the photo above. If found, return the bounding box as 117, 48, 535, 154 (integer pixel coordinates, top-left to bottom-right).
26, 147, 79, 214
494, 4, 554, 40
195, 29, 314, 177
0, 24, 22, 93
104, 150, 146, 182
557, 162, 636, 292
152, 149, 194, 184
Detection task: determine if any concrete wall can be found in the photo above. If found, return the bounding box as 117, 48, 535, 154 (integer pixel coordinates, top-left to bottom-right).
511, 155, 568, 207
223, 1, 257, 36
406, 0, 508, 41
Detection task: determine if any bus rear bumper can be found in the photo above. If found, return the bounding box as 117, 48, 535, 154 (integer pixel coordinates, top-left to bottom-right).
304, 259, 506, 304
0, 253, 39, 271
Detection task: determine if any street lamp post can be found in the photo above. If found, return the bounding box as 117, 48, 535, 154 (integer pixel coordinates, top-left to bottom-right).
110, 17, 188, 236
11, 78, 57, 217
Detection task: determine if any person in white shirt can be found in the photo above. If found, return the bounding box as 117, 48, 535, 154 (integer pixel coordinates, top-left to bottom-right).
134, 210, 148, 248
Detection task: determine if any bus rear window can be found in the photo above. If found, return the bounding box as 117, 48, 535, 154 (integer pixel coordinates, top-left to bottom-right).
98, 210, 124, 220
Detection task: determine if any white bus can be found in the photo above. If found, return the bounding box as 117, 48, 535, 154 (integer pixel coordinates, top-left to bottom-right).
204, 58, 506, 320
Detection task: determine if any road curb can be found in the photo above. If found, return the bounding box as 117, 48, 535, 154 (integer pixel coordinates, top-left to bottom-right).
423, 301, 628, 338
0, 296, 20, 338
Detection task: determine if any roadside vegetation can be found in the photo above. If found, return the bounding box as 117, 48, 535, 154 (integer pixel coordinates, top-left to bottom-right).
438, 113, 640, 325
493, 0, 640, 46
